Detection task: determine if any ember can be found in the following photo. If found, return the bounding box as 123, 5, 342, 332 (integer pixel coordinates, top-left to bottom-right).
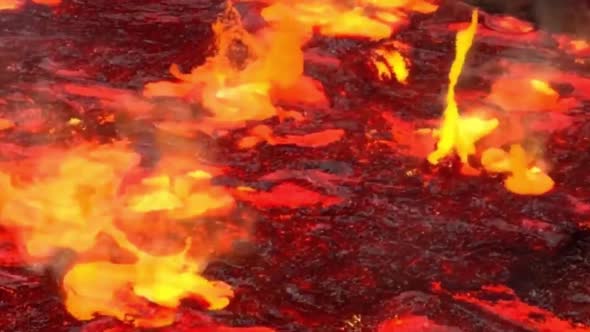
1, 0, 590, 331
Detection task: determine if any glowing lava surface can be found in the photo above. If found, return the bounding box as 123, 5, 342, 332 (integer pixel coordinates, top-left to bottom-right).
1, 0, 590, 331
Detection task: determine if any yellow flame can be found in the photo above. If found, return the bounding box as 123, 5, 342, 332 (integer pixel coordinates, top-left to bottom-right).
530, 79, 558, 97
0, 118, 15, 130
374, 49, 409, 84
261, 0, 438, 40
0, 144, 238, 327
428, 10, 499, 165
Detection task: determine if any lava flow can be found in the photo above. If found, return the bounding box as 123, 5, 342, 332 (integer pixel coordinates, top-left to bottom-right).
2, 0, 590, 331
0, 142, 249, 327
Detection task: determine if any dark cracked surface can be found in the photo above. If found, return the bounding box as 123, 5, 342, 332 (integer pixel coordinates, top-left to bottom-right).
1, 1, 590, 331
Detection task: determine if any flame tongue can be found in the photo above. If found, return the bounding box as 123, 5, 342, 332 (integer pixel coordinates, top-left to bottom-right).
423, 10, 554, 196
428, 10, 490, 165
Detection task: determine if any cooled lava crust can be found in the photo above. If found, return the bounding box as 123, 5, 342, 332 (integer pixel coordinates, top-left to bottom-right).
1, 1, 590, 331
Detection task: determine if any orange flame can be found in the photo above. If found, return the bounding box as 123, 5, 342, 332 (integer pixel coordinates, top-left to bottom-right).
555, 35, 590, 59
261, 0, 438, 40
372, 47, 410, 84
0, 118, 15, 131
481, 145, 554, 196
145, 0, 439, 141
238, 125, 344, 149
485, 15, 535, 34
32, 0, 60, 5
144, 4, 325, 132
0, 0, 60, 10
0, 143, 241, 327
488, 78, 559, 111
0, 0, 19, 9
426, 10, 555, 195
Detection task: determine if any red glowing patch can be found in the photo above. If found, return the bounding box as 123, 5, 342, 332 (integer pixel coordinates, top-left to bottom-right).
378, 315, 460, 332
453, 285, 590, 332
235, 182, 342, 209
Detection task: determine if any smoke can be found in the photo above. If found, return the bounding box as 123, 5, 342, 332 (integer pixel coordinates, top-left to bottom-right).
466, 0, 590, 38
533, 0, 590, 37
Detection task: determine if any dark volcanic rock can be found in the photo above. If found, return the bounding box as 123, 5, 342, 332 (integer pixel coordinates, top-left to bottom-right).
1, 1, 590, 332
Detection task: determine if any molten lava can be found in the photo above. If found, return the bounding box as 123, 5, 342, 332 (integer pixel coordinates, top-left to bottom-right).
483, 15, 535, 34
144, 4, 325, 132
238, 125, 345, 149
144, 0, 438, 138
372, 45, 410, 84
481, 145, 554, 196
426, 9, 554, 196
0, 143, 241, 327
32, 0, 60, 5
258, 0, 438, 40
1, 0, 586, 330
427, 10, 493, 165
488, 78, 559, 111
0, 0, 18, 10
